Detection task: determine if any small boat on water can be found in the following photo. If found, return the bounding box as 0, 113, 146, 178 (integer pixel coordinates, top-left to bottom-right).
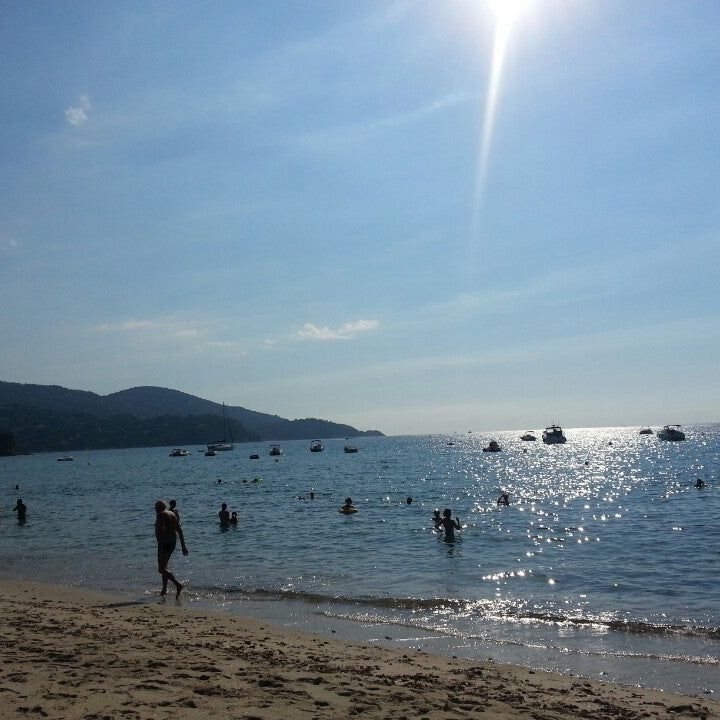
542, 424, 567, 444
269, 444, 282, 456
204, 449, 217, 457
482, 440, 502, 452
657, 424, 686, 441
57, 455, 74, 461
343, 445, 359, 453
249, 454, 260, 460
520, 432, 536, 441
639, 427, 654, 435
169, 448, 190, 457
309, 440, 323, 452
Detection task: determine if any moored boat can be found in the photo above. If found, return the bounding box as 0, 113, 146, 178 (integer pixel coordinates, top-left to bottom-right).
169, 448, 190, 457
309, 440, 323, 452
269, 444, 282, 456
482, 440, 502, 452
639, 427, 653, 435
207, 403, 234, 451
57, 455, 75, 461
657, 424, 685, 441
520, 432, 536, 441
542, 424, 566, 444
343, 445, 358, 453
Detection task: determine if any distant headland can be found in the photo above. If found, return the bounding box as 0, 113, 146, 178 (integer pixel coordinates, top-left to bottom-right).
0, 381, 384, 455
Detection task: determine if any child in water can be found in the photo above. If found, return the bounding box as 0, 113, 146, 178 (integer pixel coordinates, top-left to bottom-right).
340, 497, 356, 513
440, 508, 461, 539
432, 509, 442, 529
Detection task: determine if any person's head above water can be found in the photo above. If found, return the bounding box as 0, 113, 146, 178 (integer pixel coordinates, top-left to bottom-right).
169, 499, 177, 509
443, 508, 452, 518
155, 500, 166, 512
344, 497, 352, 505
221, 502, 227, 510
433, 509, 441, 517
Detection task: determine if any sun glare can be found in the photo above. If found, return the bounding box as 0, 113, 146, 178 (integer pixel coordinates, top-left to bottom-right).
473, 0, 533, 238
486, 0, 531, 32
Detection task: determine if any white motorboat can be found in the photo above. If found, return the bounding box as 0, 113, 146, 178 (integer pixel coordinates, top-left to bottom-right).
309, 440, 323, 452
343, 445, 358, 453
542, 424, 566, 444
269, 444, 283, 456
169, 448, 190, 457
657, 425, 685, 441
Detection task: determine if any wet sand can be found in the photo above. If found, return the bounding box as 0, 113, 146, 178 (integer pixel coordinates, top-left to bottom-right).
0, 579, 717, 720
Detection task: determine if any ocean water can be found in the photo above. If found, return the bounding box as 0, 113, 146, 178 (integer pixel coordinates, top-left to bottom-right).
1, 426, 718, 696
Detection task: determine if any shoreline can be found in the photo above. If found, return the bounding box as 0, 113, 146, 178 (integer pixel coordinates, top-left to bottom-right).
1, 578, 718, 720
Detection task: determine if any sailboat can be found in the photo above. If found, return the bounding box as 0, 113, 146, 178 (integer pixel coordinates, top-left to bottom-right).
207, 403, 235, 451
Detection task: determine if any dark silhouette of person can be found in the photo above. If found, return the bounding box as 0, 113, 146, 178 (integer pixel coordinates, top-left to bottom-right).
154, 500, 188, 597
12, 498, 27, 522
440, 508, 461, 539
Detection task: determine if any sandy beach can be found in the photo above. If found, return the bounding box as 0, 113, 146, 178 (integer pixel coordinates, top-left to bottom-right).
0, 579, 717, 720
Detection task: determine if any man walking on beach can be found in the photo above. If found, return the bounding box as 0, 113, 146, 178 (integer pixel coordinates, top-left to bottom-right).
154, 500, 188, 597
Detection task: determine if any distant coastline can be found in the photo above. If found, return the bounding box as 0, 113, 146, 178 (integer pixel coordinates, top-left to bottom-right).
0, 380, 383, 454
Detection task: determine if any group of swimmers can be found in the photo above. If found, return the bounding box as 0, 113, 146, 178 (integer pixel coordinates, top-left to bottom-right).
218, 502, 239, 527
433, 508, 461, 539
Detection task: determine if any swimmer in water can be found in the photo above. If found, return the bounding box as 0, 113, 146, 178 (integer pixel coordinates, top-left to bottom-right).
432, 509, 442, 529
440, 508, 461, 539
218, 503, 230, 527
12, 498, 27, 522
229, 511, 238, 525
340, 497, 356, 513
497, 493, 510, 506
695, 478, 707, 489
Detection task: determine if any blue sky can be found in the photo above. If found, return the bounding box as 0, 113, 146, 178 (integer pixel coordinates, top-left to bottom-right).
1, 0, 719, 435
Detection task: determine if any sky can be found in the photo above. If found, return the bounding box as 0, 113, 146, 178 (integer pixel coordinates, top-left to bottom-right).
1, 0, 719, 436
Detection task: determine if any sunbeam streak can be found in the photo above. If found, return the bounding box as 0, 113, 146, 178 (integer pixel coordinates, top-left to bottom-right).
472, 1, 531, 245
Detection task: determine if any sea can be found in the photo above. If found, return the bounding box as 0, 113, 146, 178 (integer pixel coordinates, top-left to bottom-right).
1, 426, 718, 697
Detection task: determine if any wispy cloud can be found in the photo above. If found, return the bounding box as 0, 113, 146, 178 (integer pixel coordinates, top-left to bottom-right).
65, 95, 91, 126
295, 93, 471, 153
93, 318, 200, 339
0, 234, 19, 253
296, 319, 379, 341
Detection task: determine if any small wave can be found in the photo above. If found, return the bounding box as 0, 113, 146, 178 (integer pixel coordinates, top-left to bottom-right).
191, 585, 720, 641
194, 585, 468, 611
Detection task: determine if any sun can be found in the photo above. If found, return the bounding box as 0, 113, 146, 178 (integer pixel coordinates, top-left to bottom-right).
485, 0, 532, 32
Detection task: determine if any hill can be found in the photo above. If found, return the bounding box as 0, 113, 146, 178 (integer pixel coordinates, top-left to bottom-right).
0, 381, 384, 453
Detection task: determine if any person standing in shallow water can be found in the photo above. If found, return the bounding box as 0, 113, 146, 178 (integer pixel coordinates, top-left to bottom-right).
154, 500, 188, 597
440, 508, 461, 540
13, 498, 27, 522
